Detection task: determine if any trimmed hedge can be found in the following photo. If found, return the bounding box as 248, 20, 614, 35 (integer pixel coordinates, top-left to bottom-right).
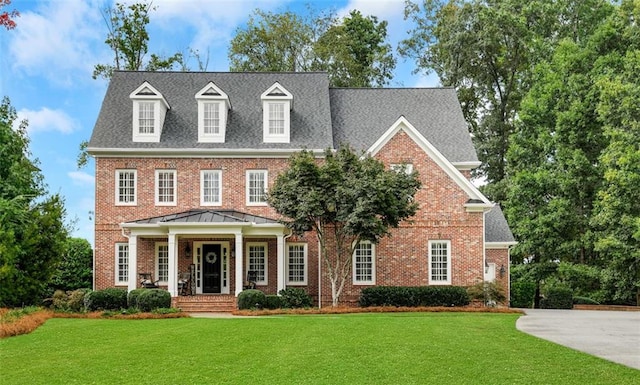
264, 295, 283, 310
136, 289, 171, 312
359, 286, 470, 307
84, 288, 127, 311
279, 287, 313, 308
540, 287, 573, 309
127, 289, 146, 309
510, 281, 536, 308
238, 289, 266, 310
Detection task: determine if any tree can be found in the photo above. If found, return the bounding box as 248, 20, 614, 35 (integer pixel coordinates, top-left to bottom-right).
93, 1, 184, 80
50, 238, 93, 292
268, 147, 421, 306
0, 0, 18, 30
0, 97, 68, 307
228, 9, 396, 87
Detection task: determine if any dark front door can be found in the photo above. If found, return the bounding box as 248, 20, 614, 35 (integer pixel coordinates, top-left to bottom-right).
202, 244, 222, 293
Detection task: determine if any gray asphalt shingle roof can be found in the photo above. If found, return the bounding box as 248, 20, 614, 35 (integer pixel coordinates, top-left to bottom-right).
485, 205, 516, 243
128, 210, 280, 225
89, 71, 478, 162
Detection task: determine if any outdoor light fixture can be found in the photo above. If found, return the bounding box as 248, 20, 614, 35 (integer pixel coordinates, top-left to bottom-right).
184, 244, 191, 259
499, 264, 506, 278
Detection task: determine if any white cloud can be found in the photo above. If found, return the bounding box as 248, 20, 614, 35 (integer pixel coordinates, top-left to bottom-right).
9, 0, 105, 86
16, 107, 79, 134
68, 171, 96, 187
412, 72, 441, 88
339, 0, 405, 19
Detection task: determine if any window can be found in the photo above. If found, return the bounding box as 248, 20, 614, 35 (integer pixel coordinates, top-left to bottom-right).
203, 102, 220, 134
246, 170, 268, 205
353, 241, 375, 285
429, 240, 451, 284
156, 243, 168, 284
261, 82, 292, 143
155, 170, 177, 205
115, 243, 129, 285
246, 243, 267, 285
287, 243, 307, 285
201, 170, 222, 206
390, 163, 414, 174
115, 170, 137, 205
268, 102, 285, 135
138, 101, 155, 134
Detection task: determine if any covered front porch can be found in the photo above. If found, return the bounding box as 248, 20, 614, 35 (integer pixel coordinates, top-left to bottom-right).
121, 210, 291, 299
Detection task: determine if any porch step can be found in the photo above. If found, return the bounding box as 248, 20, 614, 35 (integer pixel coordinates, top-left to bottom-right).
173, 295, 237, 313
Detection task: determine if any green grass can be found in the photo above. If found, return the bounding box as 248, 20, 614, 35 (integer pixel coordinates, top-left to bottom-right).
0, 313, 637, 384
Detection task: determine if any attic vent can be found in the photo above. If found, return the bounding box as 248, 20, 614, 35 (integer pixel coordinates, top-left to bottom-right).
136, 87, 157, 96
267, 88, 286, 96
203, 88, 221, 96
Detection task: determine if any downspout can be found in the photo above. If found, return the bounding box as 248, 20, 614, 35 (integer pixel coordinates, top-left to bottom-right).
318, 238, 322, 310
282, 230, 293, 293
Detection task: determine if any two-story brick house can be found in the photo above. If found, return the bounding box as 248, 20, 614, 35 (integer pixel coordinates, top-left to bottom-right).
88, 71, 515, 310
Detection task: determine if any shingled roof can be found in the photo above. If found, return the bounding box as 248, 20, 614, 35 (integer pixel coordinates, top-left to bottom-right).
88, 71, 478, 162
485, 205, 516, 244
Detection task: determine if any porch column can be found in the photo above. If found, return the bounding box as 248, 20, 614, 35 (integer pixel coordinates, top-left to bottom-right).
127, 235, 138, 292
234, 231, 244, 296
167, 232, 178, 297
277, 234, 285, 293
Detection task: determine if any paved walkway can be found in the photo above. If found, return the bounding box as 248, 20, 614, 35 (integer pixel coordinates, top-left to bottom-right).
516, 309, 640, 370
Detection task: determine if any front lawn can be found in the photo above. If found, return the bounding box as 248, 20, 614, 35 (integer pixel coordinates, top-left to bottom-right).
0, 312, 637, 384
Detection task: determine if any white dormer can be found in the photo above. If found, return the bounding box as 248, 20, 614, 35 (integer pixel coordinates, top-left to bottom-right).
196, 82, 231, 143
129, 81, 169, 143
261, 82, 292, 143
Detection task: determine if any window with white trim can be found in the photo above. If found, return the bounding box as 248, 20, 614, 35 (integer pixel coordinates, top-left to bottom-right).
201, 170, 222, 206
268, 102, 285, 135
155, 170, 177, 205
261, 82, 292, 143
429, 240, 451, 285
130, 81, 168, 143
196, 82, 229, 143
390, 163, 414, 174
246, 170, 268, 205
138, 101, 155, 134
353, 241, 375, 285
246, 242, 267, 285
115, 243, 129, 285
156, 243, 168, 284
115, 170, 137, 205
287, 243, 307, 285
203, 102, 220, 134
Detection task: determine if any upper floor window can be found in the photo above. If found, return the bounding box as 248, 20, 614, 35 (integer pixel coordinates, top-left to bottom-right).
196, 82, 230, 143
156, 170, 177, 206
429, 240, 451, 285
353, 241, 375, 285
261, 82, 292, 143
201, 170, 222, 206
129, 81, 169, 143
390, 163, 414, 174
287, 243, 307, 285
246, 170, 268, 205
115, 169, 136, 206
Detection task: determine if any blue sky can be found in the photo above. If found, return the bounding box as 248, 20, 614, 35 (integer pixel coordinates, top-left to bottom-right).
2, 0, 438, 245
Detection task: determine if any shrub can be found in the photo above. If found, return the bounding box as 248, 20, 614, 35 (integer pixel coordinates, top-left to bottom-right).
127, 289, 146, 309
510, 281, 536, 308
136, 289, 171, 312
466, 282, 506, 306
237, 289, 266, 310
279, 287, 313, 308
540, 287, 573, 309
51, 290, 69, 311
573, 296, 599, 305
84, 288, 127, 311
359, 286, 469, 307
264, 295, 283, 310
152, 307, 180, 315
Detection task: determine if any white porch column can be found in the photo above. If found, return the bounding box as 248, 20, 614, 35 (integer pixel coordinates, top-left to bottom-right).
127, 235, 138, 292
167, 233, 178, 297
277, 234, 286, 293
234, 232, 244, 296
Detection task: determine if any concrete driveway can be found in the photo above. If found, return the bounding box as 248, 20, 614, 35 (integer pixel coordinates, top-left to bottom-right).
516, 309, 640, 370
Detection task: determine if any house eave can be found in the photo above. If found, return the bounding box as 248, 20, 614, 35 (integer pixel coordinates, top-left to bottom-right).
87, 147, 326, 158
485, 241, 517, 249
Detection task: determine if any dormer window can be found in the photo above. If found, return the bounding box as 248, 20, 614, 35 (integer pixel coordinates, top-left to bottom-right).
261, 82, 292, 143
129, 81, 169, 143
196, 82, 230, 143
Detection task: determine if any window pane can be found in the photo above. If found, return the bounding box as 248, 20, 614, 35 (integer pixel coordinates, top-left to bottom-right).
268, 103, 285, 135
430, 242, 449, 282
117, 171, 135, 203
157, 244, 168, 282
202, 171, 220, 204
248, 244, 266, 282
117, 244, 129, 283
288, 244, 305, 283
157, 171, 175, 203
139, 102, 154, 134
204, 102, 220, 134
248, 171, 266, 203
354, 242, 373, 282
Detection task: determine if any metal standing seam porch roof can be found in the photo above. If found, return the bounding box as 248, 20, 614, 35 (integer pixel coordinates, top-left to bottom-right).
124, 209, 282, 226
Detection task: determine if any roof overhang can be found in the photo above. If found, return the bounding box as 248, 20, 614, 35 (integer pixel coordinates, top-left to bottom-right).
485, 241, 518, 249
87, 147, 327, 158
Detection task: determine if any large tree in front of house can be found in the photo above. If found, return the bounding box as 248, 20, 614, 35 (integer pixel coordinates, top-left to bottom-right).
268, 147, 421, 306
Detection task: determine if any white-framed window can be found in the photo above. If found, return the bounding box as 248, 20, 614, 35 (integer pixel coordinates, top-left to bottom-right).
130, 81, 168, 143
261, 82, 292, 143
138, 101, 155, 134
196, 82, 229, 143
287, 243, 307, 285
201, 170, 222, 206
353, 241, 375, 285
115, 243, 129, 285
390, 163, 414, 174
156, 242, 169, 284
246, 242, 267, 285
155, 170, 177, 206
246, 170, 268, 205
429, 240, 451, 285
115, 170, 137, 205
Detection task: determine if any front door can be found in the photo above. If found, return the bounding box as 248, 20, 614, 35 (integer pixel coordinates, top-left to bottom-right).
202, 244, 222, 293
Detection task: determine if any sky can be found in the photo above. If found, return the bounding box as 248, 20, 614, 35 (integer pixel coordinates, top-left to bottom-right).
1, 0, 439, 245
